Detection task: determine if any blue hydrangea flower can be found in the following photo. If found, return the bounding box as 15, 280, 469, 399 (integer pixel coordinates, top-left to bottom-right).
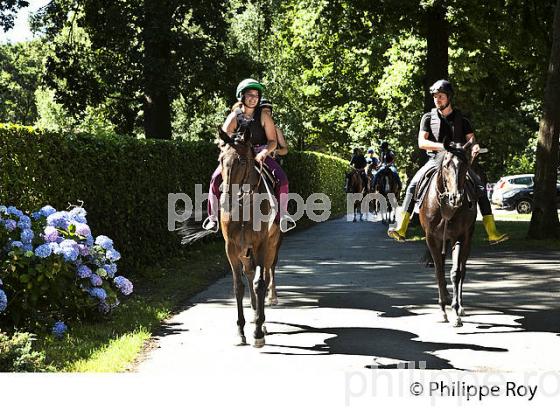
59, 240, 79, 262
77, 244, 90, 257
104, 263, 118, 278
0, 205, 7, 214
106, 248, 121, 261
95, 235, 113, 250
90, 274, 103, 287
40, 205, 57, 218
61, 246, 78, 262
85, 234, 94, 247
10, 241, 23, 248
88, 287, 107, 300
17, 215, 32, 229
75, 223, 91, 237
69, 207, 87, 224
4, 219, 17, 231
35, 244, 52, 258
0, 289, 7, 312
21, 228, 34, 244
52, 321, 68, 339
49, 242, 61, 254
22, 244, 33, 252
114, 276, 133, 296
31, 211, 42, 220
77, 264, 93, 279
6, 206, 23, 218
46, 211, 69, 229
43, 226, 59, 242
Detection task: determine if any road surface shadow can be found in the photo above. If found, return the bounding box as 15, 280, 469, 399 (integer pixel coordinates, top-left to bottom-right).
264, 321, 507, 370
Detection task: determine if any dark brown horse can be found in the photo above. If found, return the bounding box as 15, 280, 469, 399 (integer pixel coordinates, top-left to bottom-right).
372, 166, 401, 224
419, 140, 476, 327
218, 127, 282, 346
347, 170, 366, 222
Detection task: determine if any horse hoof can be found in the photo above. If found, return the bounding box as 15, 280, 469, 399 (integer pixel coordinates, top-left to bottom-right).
254, 337, 265, 348
267, 297, 278, 306
458, 307, 465, 317
454, 319, 463, 328
236, 336, 248, 346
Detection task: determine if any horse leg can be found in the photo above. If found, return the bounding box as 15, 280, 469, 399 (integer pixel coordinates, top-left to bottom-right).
457, 234, 473, 317
240, 251, 257, 322
230, 256, 247, 345
450, 241, 463, 327
267, 265, 278, 306
427, 235, 448, 323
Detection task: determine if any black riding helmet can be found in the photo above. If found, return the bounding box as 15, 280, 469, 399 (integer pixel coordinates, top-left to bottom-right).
380, 141, 389, 151
260, 98, 273, 112
429, 79, 454, 97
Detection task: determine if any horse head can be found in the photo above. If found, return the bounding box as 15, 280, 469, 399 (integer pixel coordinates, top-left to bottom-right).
217, 127, 256, 191
440, 139, 472, 209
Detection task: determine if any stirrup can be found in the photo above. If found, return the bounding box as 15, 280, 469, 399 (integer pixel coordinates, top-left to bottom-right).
202, 216, 219, 233
387, 228, 406, 242
489, 233, 509, 245
280, 215, 296, 233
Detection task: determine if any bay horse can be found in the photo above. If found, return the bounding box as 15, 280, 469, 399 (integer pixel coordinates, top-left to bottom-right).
347, 170, 366, 222
217, 127, 282, 347
419, 139, 476, 327
372, 166, 401, 224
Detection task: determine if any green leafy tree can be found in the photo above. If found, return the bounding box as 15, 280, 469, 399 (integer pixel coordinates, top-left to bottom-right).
0, 40, 46, 125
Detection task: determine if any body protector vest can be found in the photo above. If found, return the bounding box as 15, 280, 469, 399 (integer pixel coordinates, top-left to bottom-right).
429, 108, 467, 145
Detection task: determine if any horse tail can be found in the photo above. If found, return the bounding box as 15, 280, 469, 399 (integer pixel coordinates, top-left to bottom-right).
177, 215, 216, 245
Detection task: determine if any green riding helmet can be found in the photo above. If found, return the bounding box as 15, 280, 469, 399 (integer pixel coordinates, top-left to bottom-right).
236, 78, 265, 100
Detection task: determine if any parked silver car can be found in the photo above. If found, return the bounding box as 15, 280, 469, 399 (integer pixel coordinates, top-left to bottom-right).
491, 174, 534, 208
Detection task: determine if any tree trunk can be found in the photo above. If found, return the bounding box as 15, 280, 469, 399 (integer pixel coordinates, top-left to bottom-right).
528, 0, 560, 239
423, 2, 449, 113
143, 0, 173, 139
414, 1, 449, 169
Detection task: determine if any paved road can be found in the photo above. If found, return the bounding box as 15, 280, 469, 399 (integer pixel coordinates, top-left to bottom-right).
136, 215, 560, 406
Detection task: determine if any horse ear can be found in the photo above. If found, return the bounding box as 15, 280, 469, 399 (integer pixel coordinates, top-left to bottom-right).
218, 127, 233, 144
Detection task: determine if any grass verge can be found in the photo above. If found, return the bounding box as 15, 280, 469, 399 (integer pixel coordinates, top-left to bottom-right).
35, 239, 228, 372
407, 219, 560, 251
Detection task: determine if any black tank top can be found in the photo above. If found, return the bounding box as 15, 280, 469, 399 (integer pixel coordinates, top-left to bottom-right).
234, 107, 268, 146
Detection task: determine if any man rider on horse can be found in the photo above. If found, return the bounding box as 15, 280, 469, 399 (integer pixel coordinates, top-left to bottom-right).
345, 148, 368, 191
371, 141, 402, 192
203, 78, 296, 233
387, 79, 508, 244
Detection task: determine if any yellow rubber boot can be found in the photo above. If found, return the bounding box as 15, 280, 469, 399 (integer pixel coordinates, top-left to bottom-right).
387, 212, 411, 242
482, 215, 509, 244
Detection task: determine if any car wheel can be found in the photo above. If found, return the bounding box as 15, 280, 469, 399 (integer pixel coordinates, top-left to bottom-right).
516, 199, 532, 214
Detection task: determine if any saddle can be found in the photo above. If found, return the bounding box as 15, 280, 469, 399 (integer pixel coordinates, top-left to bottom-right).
414, 168, 478, 212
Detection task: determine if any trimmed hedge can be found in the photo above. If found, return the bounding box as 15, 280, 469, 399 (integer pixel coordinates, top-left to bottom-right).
1, 124, 348, 273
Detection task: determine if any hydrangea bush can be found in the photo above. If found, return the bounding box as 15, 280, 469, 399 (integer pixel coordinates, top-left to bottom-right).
0, 205, 133, 332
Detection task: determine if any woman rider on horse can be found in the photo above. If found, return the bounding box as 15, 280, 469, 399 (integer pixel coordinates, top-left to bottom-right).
388, 79, 508, 244
203, 78, 296, 233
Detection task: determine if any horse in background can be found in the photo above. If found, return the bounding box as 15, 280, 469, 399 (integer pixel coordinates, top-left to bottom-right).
347, 169, 366, 222
419, 139, 476, 327
372, 166, 401, 224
